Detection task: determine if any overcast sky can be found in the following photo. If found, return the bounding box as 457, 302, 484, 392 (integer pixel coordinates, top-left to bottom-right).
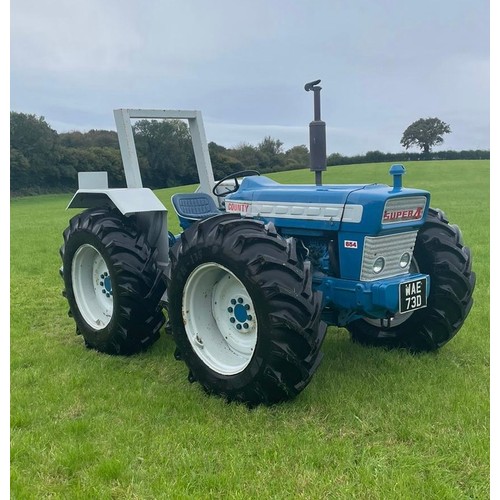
10, 0, 489, 155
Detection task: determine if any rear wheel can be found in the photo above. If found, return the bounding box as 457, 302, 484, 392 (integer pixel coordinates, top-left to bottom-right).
61, 207, 166, 354
348, 208, 475, 352
167, 214, 327, 406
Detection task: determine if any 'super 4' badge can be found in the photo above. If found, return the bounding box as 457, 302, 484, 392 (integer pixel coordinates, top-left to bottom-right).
383, 207, 423, 223
382, 196, 427, 224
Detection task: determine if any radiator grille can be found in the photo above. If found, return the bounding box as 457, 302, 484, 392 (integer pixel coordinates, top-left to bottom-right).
360, 231, 418, 281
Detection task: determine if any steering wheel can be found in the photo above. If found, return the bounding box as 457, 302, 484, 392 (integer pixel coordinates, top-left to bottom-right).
212, 170, 261, 197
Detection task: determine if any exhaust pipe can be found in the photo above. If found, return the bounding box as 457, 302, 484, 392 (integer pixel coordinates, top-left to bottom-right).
305, 79, 327, 186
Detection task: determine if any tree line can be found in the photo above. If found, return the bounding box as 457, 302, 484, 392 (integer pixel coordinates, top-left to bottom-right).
10, 111, 489, 195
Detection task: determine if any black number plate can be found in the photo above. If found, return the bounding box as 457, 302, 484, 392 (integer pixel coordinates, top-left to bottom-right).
399, 278, 427, 314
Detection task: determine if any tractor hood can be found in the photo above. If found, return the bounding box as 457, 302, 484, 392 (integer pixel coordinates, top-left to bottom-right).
225, 175, 430, 235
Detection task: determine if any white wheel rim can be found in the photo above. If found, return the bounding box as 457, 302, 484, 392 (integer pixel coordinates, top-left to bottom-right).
182, 262, 258, 375
72, 244, 113, 330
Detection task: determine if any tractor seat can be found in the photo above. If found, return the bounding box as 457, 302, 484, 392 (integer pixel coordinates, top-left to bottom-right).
171, 193, 221, 229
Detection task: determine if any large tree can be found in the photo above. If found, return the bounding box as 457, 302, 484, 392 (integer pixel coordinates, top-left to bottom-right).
10, 112, 57, 167
400, 117, 451, 153
10, 112, 59, 190
132, 119, 200, 188
285, 145, 309, 169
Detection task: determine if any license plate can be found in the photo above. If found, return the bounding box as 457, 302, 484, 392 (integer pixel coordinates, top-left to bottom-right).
399, 277, 427, 314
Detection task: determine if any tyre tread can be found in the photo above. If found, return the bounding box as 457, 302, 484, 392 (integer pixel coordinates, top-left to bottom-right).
167, 214, 326, 405
61, 208, 165, 355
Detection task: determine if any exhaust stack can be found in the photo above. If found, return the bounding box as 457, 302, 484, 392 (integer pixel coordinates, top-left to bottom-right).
305, 79, 327, 186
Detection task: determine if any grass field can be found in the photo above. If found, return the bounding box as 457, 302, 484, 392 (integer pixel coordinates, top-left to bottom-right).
10, 160, 489, 498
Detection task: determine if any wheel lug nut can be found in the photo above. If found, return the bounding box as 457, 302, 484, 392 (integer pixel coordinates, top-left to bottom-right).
243, 323, 249, 329
228, 307, 233, 313
106, 293, 110, 298
245, 304, 250, 310
230, 317, 235, 323
102, 290, 106, 294
247, 315, 252, 321
236, 324, 242, 330
100, 274, 104, 279
237, 298, 243, 303
231, 299, 236, 305
100, 281, 104, 286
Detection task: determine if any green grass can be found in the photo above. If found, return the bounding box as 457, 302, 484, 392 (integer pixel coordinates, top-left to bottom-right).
11, 160, 489, 498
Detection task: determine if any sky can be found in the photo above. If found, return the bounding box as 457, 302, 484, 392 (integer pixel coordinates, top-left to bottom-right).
9, 0, 490, 156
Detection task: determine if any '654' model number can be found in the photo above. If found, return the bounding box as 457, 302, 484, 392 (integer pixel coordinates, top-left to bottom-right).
399, 278, 427, 314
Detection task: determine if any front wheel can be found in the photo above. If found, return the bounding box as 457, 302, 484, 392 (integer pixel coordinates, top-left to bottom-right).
61, 207, 166, 354
348, 208, 476, 352
167, 214, 327, 406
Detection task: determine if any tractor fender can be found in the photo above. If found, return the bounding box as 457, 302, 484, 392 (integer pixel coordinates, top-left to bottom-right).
67, 187, 170, 277
67, 188, 167, 215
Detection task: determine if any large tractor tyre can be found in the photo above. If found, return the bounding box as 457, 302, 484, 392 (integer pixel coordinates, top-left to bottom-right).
348, 208, 476, 352
167, 214, 327, 406
60, 207, 166, 355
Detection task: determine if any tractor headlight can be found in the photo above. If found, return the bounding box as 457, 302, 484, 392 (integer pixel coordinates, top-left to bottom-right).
399, 252, 411, 268
373, 257, 385, 274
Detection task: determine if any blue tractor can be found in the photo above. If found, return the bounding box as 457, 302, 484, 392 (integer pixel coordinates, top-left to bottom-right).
60, 81, 475, 405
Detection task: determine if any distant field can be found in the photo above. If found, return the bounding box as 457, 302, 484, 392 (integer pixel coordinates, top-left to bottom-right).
11, 160, 489, 498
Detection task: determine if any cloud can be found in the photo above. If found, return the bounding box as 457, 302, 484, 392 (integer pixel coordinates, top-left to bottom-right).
10, 0, 490, 155
11, 1, 143, 75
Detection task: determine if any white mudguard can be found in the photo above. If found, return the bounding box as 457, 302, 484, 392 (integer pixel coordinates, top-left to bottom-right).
67, 187, 167, 215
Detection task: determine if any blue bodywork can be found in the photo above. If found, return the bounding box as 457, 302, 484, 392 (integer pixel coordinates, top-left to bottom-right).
176, 165, 432, 326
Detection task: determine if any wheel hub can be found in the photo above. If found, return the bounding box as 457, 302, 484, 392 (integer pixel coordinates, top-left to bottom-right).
182, 262, 258, 375
99, 273, 113, 297
229, 300, 253, 329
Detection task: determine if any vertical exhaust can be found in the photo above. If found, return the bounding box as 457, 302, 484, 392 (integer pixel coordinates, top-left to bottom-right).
305, 79, 327, 186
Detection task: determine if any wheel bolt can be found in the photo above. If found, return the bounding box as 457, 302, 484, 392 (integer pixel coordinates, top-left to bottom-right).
230, 317, 235, 323
102, 290, 106, 294
237, 298, 243, 304
247, 315, 252, 321
231, 299, 236, 305
236, 324, 242, 330
100, 274, 104, 279
243, 323, 249, 329
104, 272, 108, 277
245, 304, 250, 310
106, 293, 110, 298
100, 281, 104, 286
228, 307, 233, 313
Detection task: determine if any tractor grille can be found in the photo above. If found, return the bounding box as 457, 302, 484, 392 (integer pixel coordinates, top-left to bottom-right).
360, 231, 418, 281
